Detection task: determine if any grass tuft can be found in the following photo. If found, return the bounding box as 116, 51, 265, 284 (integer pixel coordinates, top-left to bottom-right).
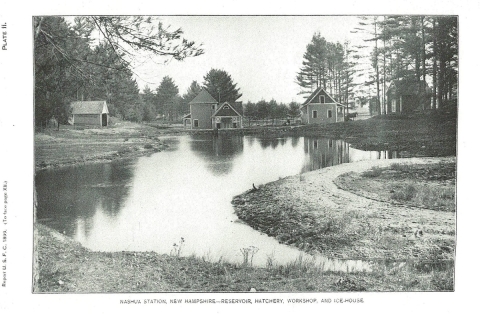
362, 166, 383, 178
391, 184, 417, 201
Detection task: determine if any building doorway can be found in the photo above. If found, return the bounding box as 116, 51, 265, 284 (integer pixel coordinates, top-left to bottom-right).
102, 113, 108, 127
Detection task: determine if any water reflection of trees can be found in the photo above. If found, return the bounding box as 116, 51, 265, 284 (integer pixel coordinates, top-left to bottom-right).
302, 138, 350, 172
189, 134, 244, 176
35, 162, 134, 238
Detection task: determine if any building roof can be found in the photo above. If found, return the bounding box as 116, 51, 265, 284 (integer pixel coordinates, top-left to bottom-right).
189, 89, 218, 104
212, 101, 243, 117
301, 87, 339, 107
71, 101, 108, 114
389, 79, 429, 95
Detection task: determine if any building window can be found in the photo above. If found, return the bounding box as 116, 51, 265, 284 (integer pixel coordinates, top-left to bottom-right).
233, 122, 237, 128
329, 139, 333, 148
327, 110, 332, 118
392, 99, 397, 113
212, 105, 215, 110
223, 105, 229, 109
312, 110, 318, 118
320, 95, 325, 103
337, 107, 343, 113
313, 140, 318, 149
194, 119, 199, 127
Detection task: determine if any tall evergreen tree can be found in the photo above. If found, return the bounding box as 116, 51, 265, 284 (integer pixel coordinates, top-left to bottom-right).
296, 33, 329, 94
181, 80, 203, 114
34, 15, 204, 127
156, 76, 179, 119
203, 69, 242, 104
141, 86, 157, 121
34, 17, 91, 128
297, 32, 355, 106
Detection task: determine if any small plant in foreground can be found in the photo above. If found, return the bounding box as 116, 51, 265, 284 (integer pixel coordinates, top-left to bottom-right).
362, 166, 383, 178
391, 184, 416, 201
390, 163, 405, 171
240, 246, 259, 266
170, 237, 185, 257
266, 251, 277, 269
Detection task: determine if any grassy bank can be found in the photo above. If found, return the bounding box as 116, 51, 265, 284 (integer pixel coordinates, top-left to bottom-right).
35, 120, 184, 170
34, 223, 453, 292
232, 158, 455, 277
240, 111, 456, 157
335, 161, 456, 212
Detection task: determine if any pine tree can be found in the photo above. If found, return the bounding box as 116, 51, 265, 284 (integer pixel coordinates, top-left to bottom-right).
156, 76, 179, 119
141, 86, 157, 121
181, 80, 203, 114
202, 69, 242, 104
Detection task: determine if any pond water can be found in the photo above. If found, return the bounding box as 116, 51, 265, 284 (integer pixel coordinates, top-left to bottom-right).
36, 134, 397, 271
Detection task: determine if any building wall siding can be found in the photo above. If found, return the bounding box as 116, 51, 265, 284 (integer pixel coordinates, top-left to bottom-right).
191, 104, 215, 129
74, 114, 101, 125
306, 103, 337, 124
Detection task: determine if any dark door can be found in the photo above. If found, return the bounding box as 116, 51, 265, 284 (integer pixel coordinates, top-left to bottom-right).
102, 113, 108, 126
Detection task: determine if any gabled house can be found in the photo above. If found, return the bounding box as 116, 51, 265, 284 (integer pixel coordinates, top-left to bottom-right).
71, 100, 109, 127
212, 101, 243, 129
184, 89, 243, 130
386, 79, 431, 113
300, 87, 345, 124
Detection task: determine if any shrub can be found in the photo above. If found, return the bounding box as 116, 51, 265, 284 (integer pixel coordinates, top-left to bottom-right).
391, 184, 416, 201
390, 163, 406, 171
362, 166, 383, 178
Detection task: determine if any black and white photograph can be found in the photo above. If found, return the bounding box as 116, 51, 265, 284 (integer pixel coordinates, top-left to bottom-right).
0, 1, 478, 312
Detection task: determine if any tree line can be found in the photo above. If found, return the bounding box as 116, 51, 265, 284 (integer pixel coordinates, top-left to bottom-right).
35, 16, 458, 129
296, 33, 355, 106
243, 100, 301, 125
352, 16, 458, 113
141, 68, 242, 122
296, 16, 458, 115
34, 16, 204, 128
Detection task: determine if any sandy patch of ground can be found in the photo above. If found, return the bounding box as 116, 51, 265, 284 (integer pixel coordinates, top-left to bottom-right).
233, 157, 456, 261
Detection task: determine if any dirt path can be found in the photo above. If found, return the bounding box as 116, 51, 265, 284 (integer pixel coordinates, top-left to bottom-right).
233, 157, 456, 261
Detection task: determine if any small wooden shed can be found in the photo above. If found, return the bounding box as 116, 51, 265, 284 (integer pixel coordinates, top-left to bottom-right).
386, 79, 431, 113
71, 101, 109, 127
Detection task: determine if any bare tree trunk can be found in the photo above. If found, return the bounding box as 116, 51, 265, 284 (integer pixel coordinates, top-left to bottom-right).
421, 16, 427, 83
433, 18, 438, 110
375, 18, 381, 114
383, 27, 387, 115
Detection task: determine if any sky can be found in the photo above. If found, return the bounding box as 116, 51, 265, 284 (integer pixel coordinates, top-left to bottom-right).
130, 16, 362, 104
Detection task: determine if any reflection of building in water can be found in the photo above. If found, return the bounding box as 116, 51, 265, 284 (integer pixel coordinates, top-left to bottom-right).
302, 138, 399, 172
189, 134, 244, 175
348, 147, 398, 162
302, 138, 350, 172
